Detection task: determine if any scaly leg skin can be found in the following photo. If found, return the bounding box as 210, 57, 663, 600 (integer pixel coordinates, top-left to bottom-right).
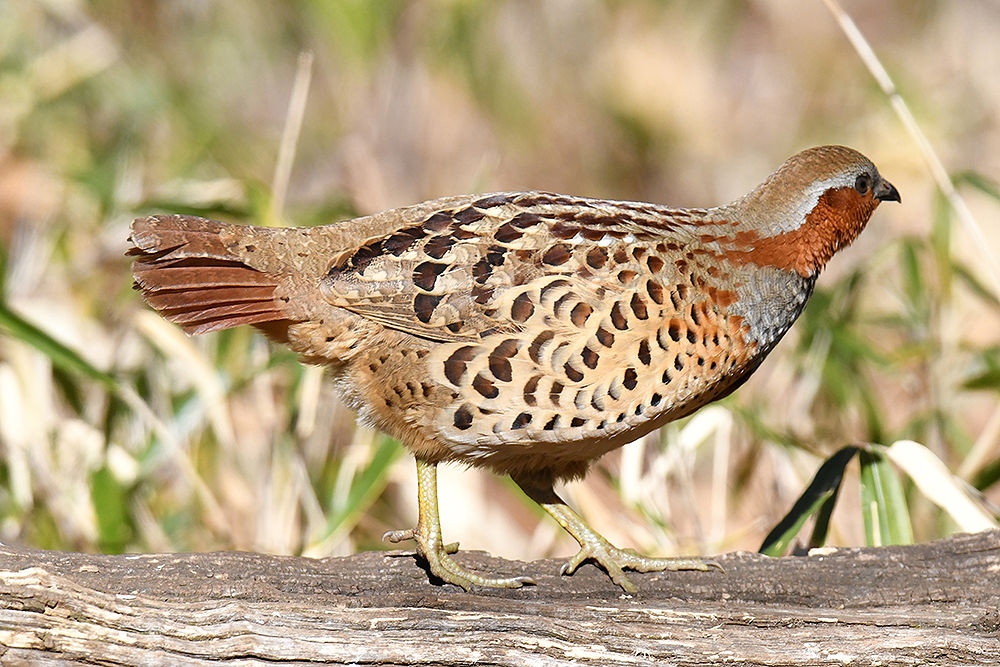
383, 459, 535, 591
514, 474, 719, 593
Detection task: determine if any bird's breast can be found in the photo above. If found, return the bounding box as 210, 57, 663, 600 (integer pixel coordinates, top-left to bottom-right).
411, 259, 812, 474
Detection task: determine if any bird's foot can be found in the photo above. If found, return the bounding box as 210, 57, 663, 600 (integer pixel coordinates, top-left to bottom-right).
561, 539, 721, 593
383, 528, 460, 554
383, 528, 535, 591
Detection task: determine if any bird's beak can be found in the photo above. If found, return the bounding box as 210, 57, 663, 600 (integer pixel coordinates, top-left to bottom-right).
874, 178, 901, 203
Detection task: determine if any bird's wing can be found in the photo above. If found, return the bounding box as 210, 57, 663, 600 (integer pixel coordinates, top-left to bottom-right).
320, 191, 709, 343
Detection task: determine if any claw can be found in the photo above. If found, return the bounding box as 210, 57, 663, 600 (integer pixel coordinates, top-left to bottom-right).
514, 474, 719, 592
385, 523, 532, 590
559, 542, 716, 593
383, 528, 415, 544
705, 559, 725, 572
560, 549, 588, 576
390, 460, 536, 590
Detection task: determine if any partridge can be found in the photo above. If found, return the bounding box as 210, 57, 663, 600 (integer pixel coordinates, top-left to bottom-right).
128, 145, 899, 592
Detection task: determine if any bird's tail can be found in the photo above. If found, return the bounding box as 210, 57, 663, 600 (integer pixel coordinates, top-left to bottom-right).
128, 215, 298, 336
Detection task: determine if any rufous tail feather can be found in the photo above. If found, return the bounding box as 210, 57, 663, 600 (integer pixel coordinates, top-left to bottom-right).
128, 215, 288, 335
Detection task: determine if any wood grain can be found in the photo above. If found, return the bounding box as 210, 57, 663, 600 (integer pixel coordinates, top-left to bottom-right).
0, 531, 997, 665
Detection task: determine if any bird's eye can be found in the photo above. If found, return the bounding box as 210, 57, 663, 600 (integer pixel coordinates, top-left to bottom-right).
855, 173, 871, 194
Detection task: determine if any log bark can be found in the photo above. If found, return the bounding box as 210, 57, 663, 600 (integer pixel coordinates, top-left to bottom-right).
0, 531, 997, 666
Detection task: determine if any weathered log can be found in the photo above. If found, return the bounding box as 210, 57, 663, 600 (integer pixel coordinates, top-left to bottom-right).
0, 531, 997, 665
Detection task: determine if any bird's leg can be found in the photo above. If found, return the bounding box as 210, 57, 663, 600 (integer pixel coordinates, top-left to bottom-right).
383, 458, 534, 590
513, 474, 718, 593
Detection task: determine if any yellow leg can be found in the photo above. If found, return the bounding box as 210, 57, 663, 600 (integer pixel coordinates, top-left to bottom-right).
514, 474, 719, 593
384, 459, 534, 590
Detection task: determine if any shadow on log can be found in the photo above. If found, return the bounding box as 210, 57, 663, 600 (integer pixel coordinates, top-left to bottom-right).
0, 531, 998, 665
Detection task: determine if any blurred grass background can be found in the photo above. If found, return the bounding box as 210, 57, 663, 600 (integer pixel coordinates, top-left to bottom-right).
1, 0, 998, 563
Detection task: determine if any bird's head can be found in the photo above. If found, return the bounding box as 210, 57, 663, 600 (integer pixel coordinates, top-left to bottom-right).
723, 145, 900, 278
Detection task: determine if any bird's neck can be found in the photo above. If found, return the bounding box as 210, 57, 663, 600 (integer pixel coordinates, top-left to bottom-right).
704, 186, 879, 278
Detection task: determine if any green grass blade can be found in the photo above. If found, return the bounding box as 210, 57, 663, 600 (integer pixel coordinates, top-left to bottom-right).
314, 435, 403, 546
859, 448, 913, 546
90, 466, 132, 553
870, 446, 914, 544
807, 481, 839, 549
859, 450, 885, 545
955, 170, 1000, 203
973, 456, 1000, 492
0, 300, 116, 390
759, 446, 859, 556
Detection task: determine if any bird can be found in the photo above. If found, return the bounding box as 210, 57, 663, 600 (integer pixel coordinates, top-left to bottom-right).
128, 145, 899, 592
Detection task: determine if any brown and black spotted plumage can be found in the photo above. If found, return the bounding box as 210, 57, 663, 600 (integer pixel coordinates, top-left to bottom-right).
129, 145, 900, 591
